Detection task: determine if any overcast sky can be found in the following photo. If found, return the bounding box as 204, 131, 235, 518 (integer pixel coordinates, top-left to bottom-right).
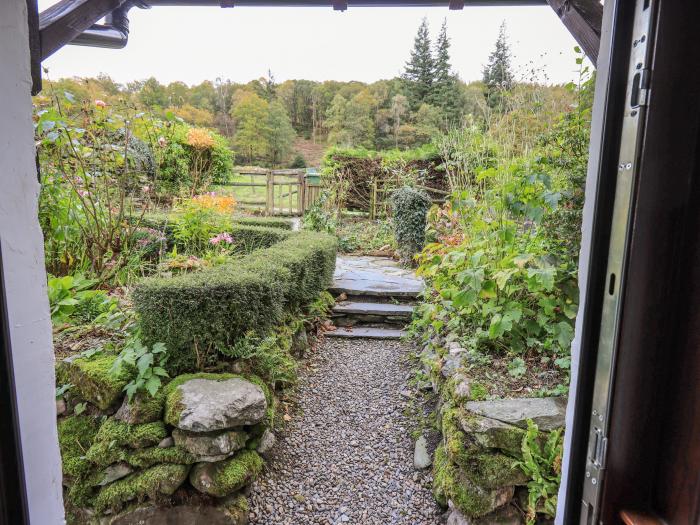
38, 2, 584, 87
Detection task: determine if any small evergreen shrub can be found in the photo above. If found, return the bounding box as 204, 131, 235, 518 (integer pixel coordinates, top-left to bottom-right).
233, 217, 294, 230
133, 231, 337, 373
390, 186, 432, 263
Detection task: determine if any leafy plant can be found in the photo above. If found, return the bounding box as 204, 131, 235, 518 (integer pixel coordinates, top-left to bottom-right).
517, 419, 563, 523
47, 274, 117, 325
111, 339, 169, 401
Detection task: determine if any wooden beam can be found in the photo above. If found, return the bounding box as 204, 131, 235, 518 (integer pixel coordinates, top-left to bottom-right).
547, 0, 603, 66
39, 0, 127, 59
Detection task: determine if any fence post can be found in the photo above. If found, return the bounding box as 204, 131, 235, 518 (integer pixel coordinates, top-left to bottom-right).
297, 171, 305, 215
265, 170, 273, 216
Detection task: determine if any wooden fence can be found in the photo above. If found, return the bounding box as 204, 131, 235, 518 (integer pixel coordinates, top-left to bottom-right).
220, 168, 321, 216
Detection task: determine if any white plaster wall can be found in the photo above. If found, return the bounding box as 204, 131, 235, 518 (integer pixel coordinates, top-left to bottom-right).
0, 1, 66, 522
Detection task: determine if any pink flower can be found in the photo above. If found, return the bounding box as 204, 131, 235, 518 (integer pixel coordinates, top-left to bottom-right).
95, 99, 106, 108
143, 185, 151, 193
77, 190, 88, 197
209, 232, 234, 245
158, 136, 166, 147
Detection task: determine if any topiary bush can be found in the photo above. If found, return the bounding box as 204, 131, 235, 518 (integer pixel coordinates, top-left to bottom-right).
390, 186, 432, 264
132, 230, 337, 373
233, 217, 294, 230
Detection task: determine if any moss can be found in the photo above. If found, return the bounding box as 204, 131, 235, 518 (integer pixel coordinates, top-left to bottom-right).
94, 464, 190, 514
462, 452, 528, 489
66, 353, 134, 410
442, 408, 481, 466
469, 382, 489, 401
433, 445, 513, 518
164, 372, 271, 427
58, 415, 102, 479
127, 447, 196, 469
120, 390, 167, 424
219, 493, 250, 523
190, 450, 264, 497
460, 413, 526, 458
86, 440, 128, 468
94, 419, 167, 449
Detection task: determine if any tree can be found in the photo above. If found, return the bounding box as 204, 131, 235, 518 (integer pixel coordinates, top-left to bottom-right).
265, 100, 296, 166
482, 21, 514, 109
403, 18, 435, 109
390, 94, 409, 148
138, 77, 168, 108
231, 90, 270, 164
430, 19, 463, 124
325, 92, 375, 148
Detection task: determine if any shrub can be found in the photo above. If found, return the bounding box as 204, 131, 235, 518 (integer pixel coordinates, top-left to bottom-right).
132, 231, 337, 373
289, 154, 307, 169
390, 186, 432, 263
233, 217, 294, 230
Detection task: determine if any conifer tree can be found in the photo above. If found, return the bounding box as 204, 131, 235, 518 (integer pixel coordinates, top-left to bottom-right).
430, 19, 462, 124
403, 18, 435, 109
482, 21, 514, 109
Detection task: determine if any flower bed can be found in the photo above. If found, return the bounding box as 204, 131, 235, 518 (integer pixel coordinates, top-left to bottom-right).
55, 226, 337, 523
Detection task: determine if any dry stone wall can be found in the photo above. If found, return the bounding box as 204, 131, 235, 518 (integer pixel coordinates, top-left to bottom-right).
419, 340, 566, 524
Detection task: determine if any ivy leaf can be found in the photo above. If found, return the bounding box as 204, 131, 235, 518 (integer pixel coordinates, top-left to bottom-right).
554, 321, 574, 350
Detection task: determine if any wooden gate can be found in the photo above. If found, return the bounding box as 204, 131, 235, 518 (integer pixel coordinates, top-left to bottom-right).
222, 168, 321, 216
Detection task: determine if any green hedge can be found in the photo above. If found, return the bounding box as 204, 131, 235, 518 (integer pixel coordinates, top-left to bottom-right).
132, 231, 337, 373
233, 217, 295, 230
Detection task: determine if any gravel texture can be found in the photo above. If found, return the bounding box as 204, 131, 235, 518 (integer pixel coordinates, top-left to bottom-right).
248, 337, 442, 525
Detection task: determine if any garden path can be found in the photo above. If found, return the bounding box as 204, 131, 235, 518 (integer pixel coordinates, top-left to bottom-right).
247, 257, 441, 525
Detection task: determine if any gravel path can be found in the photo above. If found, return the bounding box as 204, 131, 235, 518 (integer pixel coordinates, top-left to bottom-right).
248, 337, 442, 525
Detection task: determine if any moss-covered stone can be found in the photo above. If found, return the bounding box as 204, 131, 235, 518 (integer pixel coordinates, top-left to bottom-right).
461, 452, 529, 489
86, 441, 196, 470
432, 445, 514, 518
94, 463, 190, 514
127, 446, 196, 469
459, 412, 526, 458
114, 390, 167, 425
58, 415, 102, 479
94, 419, 167, 449
442, 407, 482, 466
164, 373, 270, 431
65, 353, 134, 410
189, 450, 264, 497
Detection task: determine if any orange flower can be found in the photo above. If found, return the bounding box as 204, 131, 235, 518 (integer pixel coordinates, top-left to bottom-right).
186, 127, 215, 149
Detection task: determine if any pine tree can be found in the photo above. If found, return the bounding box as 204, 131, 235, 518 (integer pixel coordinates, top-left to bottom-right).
482, 21, 514, 109
403, 18, 435, 109
430, 19, 462, 124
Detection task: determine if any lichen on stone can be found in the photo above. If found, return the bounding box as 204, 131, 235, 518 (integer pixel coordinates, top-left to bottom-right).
93, 463, 190, 514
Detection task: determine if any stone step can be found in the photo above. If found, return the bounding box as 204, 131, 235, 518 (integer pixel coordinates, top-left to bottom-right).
332, 301, 414, 317
325, 326, 407, 340
329, 284, 422, 299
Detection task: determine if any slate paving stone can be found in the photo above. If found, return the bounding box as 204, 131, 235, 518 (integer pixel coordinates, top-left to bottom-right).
330, 256, 424, 298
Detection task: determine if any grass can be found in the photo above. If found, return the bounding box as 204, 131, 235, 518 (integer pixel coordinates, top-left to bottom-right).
212, 172, 303, 215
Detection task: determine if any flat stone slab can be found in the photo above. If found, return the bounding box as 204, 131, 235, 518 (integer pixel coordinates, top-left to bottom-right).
325, 326, 406, 340
332, 301, 414, 317
464, 397, 567, 432
330, 256, 424, 298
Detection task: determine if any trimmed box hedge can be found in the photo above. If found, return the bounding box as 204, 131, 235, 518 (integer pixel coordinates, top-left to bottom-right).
233, 217, 295, 230
133, 230, 337, 373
